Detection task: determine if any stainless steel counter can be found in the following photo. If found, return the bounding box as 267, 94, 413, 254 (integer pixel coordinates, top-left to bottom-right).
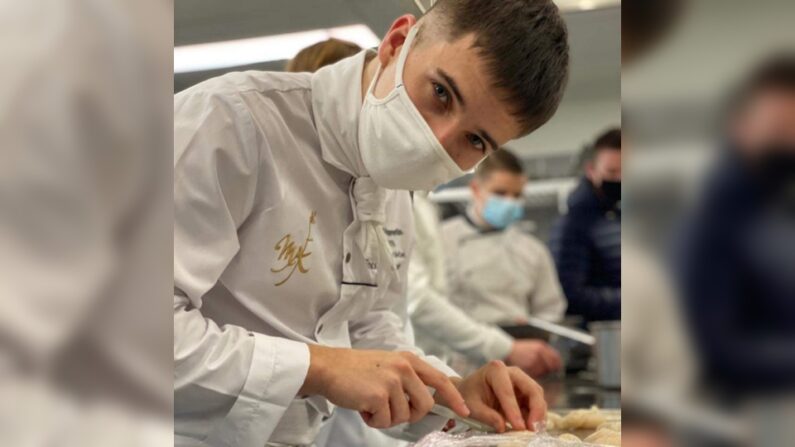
541, 371, 621, 410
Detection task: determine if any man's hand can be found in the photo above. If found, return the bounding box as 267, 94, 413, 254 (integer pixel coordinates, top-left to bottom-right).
505, 340, 562, 378
300, 345, 469, 429
454, 360, 547, 433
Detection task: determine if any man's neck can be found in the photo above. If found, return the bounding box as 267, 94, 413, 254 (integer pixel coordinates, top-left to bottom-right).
466, 205, 492, 231
360, 53, 379, 104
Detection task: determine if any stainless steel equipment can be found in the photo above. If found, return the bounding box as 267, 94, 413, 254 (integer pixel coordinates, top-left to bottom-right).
588, 321, 620, 388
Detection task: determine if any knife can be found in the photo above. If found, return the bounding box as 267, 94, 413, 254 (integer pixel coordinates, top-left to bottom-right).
524, 316, 595, 346
430, 404, 507, 433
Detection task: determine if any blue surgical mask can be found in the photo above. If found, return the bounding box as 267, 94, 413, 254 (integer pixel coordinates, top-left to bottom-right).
482, 195, 524, 229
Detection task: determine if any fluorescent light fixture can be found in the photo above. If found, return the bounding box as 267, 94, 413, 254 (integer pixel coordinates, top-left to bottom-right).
554, 0, 620, 12
174, 24, 380, 73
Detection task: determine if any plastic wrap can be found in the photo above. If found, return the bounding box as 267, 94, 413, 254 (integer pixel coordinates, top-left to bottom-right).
411, 431, 609, 447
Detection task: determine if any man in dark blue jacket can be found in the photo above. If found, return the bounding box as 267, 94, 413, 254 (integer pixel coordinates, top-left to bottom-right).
549, 128, 621, 323
676, 54, 795, 395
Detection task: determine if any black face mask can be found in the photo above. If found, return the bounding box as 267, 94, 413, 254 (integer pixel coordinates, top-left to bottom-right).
600, 180, 622, 202
753, 148, 795, 198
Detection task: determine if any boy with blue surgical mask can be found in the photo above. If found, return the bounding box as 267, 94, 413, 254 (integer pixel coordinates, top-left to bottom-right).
441, 150, 568, 329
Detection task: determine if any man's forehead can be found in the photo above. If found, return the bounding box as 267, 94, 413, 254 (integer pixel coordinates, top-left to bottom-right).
594, 149, 622, 166
482, 170, 527, 186
418, 34, 523, 142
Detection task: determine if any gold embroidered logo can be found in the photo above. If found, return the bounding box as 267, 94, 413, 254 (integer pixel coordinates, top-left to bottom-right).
270, 211, 316, 286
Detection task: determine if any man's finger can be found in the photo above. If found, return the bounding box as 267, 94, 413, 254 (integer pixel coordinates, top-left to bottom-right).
402, 370, 436, 423
367, 404, 392, 429
410, 357, 469, 417
389, 381, 411, 425
541, 346, 563, 371
486, 362, 526, 430
508, 367, 547, 427
468, 401, 507, 433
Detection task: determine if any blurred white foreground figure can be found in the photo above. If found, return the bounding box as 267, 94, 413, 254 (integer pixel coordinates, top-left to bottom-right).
173, 0, 569, 445
0, 0, 172, 446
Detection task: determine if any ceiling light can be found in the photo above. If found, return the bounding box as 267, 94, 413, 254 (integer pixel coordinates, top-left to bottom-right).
174, 24, 380, 73
554, 0, 620, 12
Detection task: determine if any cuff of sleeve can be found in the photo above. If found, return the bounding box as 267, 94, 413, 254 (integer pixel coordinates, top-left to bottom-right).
483, 327, 514, 362
205, 334, 310, 447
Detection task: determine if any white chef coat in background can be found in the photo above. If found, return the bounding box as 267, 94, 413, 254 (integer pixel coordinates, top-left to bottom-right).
408, 194, 514, 365
441, 214, 567, 325
174, 51, 453, 447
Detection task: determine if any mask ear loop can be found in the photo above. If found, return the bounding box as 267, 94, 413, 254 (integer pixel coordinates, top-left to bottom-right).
364, 60, 382, 99
363, 26, 418, 99
394, 26, 419, 88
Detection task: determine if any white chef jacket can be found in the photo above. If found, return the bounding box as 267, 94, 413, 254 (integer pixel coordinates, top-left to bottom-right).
174, 50, 454, 447
441, 213, 567, 325
408, 194, 514, 365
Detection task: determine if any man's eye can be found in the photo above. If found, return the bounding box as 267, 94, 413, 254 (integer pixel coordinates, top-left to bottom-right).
432, 82, 450, 105
467, 133, 486, 153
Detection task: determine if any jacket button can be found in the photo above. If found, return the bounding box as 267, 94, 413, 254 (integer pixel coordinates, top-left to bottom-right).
345, 252, 351, 263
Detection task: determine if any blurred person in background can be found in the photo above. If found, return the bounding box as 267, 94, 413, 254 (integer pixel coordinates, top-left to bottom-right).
442, 149, 568, 329
676, 53, 795, 398
173, 0, 569, 445
410, 188, 563, 380
284, 38, 361, 73
0, 0, 172, 445
549, 128, 622, 324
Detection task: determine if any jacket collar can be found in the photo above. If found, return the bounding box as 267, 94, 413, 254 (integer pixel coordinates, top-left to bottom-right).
310, 50, 374, 178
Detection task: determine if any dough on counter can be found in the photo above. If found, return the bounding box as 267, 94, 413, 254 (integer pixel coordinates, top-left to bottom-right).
597, 421, 621, 432
558, 433, 581, 442
585, 427, 621, 446
546, 411, 563, 430
558, 406, 608, 430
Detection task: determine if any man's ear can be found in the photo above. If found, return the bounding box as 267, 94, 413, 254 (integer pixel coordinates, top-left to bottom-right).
377, 15, 417, 68
470, 179, 481, 199
584, 161, 596, 182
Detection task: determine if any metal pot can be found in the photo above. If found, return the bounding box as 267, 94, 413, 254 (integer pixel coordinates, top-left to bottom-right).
589, 321, 620, 388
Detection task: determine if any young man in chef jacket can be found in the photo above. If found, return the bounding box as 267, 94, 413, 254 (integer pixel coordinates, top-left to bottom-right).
439, 150, 567, 356
173, 0, 569, 445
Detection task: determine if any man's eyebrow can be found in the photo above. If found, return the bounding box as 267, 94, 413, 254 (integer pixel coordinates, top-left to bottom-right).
436, 68, 497, 152
480, 131, 498, 153
436, 68, 465, 107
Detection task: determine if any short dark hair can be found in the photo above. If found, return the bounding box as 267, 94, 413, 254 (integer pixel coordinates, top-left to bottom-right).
421, 0, 569, 136
475, 149, 525, 180
580, 127, 621, 167
593, 127, 622, 152
728, 52, 795, 117
622, 0, 684, 63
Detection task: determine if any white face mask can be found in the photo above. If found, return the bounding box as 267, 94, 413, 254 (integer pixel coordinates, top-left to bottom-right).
358, 26, 467, 191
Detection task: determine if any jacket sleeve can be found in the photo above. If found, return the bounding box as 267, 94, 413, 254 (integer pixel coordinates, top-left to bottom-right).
173, 87, 309, 447
407, 239, 513, 363
549, 215, 620, 321
526, 239, 567, 323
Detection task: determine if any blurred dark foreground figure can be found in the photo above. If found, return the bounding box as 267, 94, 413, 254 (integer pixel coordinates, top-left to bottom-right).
676, 52, 795, 397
